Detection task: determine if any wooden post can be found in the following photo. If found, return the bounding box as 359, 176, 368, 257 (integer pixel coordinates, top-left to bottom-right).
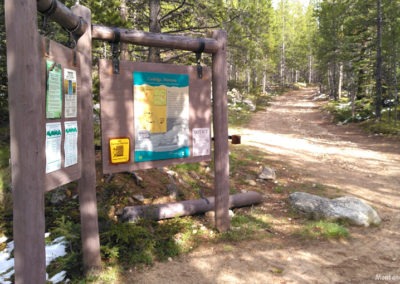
212, 30, 230, 232
5, 0, 46, 282
72, 4, 102, 273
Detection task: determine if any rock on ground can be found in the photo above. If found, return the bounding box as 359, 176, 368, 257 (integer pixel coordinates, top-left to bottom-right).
258, 166, 276, 180
289, 192, 381, 227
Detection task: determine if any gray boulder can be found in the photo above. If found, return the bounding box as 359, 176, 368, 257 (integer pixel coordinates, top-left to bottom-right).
243, 99, 256, 112
289, 192, 381, 227
258, 166, 276, 180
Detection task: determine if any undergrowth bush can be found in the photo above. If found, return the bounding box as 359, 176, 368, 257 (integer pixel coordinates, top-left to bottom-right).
325, 98, 374, 123
101, 222, 155, 265
100, 217, 198, 267
325, 97, 400, 135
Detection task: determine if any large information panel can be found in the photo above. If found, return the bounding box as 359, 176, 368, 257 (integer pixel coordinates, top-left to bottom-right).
41, 37, 82, 191
99, 61, 212, 174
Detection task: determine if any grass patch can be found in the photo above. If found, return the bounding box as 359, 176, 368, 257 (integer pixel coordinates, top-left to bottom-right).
298, 220, 349, 240
172, 162, 201, 173
218, 210, 272, 242
228, 106, 252, 127
273, 185, 287, 194
85, 265, 123, 283
228, 91, 276, 128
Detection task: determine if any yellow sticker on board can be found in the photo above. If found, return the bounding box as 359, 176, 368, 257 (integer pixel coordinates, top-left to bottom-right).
109, 138, 130, 164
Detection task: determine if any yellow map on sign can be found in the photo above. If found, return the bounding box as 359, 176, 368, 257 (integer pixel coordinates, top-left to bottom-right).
134, 86, 167, 133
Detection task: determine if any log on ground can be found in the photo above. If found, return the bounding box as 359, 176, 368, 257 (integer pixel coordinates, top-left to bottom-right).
121, 191, 263, 222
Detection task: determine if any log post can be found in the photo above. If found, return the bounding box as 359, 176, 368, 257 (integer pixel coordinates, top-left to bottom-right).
5, 0, 46, 282
72, 4, 102, 273
92, 25, 219, 53
212, 30, 230, 232
37, 0, 88, 38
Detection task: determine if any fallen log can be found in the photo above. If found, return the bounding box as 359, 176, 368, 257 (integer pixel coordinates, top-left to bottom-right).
121, 191, 263, 222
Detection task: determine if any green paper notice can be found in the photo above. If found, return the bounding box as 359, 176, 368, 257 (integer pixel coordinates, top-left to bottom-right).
46, 60, 62, 119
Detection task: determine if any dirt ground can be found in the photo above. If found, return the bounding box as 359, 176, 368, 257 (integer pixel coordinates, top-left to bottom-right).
127, 88, 400, 283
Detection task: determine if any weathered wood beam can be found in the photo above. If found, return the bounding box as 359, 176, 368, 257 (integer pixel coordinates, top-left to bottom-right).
92, 24, 220, 54
72, 4, 102, 274
37, 0, 88, 39
6, 0, 46, 282
212, 30, 230, 232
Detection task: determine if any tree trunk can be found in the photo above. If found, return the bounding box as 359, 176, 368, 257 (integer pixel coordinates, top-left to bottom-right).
332, 61, 338, 100
338, 62, 343, 100
120, 0, 129, 60
280, 42, 285, 86
392, 26, 399, 124
148, 0, 161, 62
308, 53, 312, 84
262, 70, 267, 93
375, 0, 383, 119
246, 69, 250, 93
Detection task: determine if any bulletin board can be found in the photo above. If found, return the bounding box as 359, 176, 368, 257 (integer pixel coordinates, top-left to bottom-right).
41, 37, 82, 191
99, 60, 212, 174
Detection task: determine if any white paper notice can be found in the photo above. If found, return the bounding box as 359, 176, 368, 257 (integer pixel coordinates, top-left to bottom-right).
64, 121, 78, 167
64, 68, 77, 118
46, 122, 62, 173
192, 128, 210, 156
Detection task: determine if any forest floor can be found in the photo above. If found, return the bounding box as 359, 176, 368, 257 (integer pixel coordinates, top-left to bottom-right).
124, 88, 400, 283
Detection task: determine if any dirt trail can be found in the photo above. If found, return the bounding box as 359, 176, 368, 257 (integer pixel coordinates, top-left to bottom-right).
129, 88, 400, 283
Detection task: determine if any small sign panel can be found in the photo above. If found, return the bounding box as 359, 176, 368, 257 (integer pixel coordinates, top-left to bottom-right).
46, 60, 62, 119
109, 138, 130, 164
45, 122, 62, 173
64, 121, 78, 167
64, 68, 78, 118
192, 128, 211, 156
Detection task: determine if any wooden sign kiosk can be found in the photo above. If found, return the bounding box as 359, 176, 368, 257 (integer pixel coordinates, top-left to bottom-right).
5, 1, 228, 282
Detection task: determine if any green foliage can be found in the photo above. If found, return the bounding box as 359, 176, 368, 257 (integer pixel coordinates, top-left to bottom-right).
273, 185, 287, 194
0, 0, 8, 124
101, 222, 155, 265
0, 141, 9, 172
0, 131, 11, 237
172, 162, 201, 173
100, 217, 199, 266
325, 96, 400, 135
49, 216, 84, 279
325, 98, 374, 123
361, 115, 400, 135
298, 220, 349, 240
228, 105, 253, 127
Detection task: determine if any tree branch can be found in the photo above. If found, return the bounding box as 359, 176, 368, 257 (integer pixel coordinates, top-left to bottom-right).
160, 0, 186, 23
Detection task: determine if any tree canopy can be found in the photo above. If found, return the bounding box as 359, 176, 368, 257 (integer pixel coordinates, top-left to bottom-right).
0, 0, 399, 122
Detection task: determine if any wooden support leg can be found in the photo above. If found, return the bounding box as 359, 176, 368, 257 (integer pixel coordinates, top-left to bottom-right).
212, 30, 230, 232
72, 4, 102, 273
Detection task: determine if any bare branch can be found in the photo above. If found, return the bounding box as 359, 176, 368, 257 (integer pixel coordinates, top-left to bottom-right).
160, 0, 186, 23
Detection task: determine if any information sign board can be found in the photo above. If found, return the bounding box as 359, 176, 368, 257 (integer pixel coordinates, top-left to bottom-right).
41, 37, 82, 191
99, 61, 212, 173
